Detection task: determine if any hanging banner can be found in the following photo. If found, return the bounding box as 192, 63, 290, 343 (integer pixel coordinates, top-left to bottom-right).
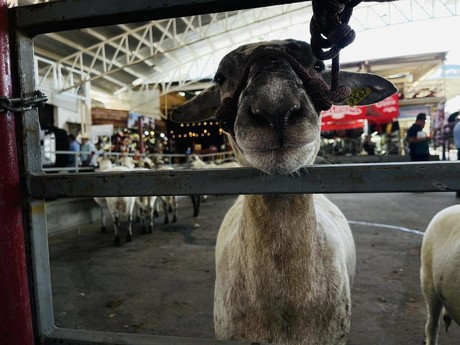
321, 105, 366, 131
320, 94, 400, 131
367, 93, 399, 124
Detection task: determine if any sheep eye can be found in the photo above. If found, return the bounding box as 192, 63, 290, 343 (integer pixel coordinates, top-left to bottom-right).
313, 62, 325, 72
214, 72, 226, 85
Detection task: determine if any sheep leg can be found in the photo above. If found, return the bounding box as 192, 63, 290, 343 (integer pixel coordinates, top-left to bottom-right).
171, 196, 178, 223
153, 197, 160, 218
100, 208, 107, 233
423, 291, 443, 345
113, 214, 121, 247
162, 198, 169, 224
190, 195, 201, 217
147, 202, 154, 234
126, 214, 133, 242
135, 204, 141, 223
140, 208, 147, 234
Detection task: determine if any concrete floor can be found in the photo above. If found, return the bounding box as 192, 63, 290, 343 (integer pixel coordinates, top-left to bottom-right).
48, 192, 460, 344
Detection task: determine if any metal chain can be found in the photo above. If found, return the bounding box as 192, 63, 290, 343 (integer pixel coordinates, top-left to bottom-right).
0, 90, 48, 113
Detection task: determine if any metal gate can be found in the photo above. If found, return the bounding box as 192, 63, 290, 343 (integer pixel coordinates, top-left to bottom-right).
2, 0, 460, 344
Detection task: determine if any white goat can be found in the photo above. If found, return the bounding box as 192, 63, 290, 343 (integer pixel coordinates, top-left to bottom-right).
94, 157, 136, 246
172, 39, 396, 344
421, 204, 460, 345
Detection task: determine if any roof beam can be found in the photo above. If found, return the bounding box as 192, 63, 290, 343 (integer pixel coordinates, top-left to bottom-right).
11, 0, 309, 36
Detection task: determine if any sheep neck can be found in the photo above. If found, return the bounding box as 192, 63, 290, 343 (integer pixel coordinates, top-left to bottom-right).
231, 194, 341, 340
241, 194, 322, 276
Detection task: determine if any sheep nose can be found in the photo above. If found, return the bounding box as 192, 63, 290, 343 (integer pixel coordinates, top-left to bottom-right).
251, 103, 300, 146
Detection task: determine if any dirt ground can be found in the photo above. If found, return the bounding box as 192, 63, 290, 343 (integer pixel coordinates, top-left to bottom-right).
48, 192, 460, 344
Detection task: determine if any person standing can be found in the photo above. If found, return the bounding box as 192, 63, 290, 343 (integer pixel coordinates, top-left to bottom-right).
67, 134, 80, 168
406, 113, 431, 161
45, 125, 70, 168
452, 118, 460, 198
453, 119, 460, 161
80, 134, 97, 167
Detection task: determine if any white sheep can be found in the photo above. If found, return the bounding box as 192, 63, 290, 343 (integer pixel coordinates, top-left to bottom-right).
94, 157, 136, 246
133, 167, 157, 234
132, 155, 176, 231
420, 204, 460, 345
153, 156, 178, 224
188, 154, 240, 217
171, 39, 396, 344
135, 154, 178, 225
189, 154, 240, 169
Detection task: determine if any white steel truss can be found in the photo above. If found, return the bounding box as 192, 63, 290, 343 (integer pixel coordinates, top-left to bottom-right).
8, 0, 460, 111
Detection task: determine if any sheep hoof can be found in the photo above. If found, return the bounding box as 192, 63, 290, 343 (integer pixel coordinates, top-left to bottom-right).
148, 226, 153, 234
114, 236, 121, 247
164, 218, 169, 224
101, 226, 106, 234
126, 234, 132, 242
153, 210, 159, 218
142, 226, 147, 234
172, 216, 177, 223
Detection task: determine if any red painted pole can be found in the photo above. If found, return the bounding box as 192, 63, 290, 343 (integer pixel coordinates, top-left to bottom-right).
0, 1, 35, 344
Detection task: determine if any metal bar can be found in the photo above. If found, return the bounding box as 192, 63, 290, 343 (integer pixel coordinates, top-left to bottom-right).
10, 8, 50, 342
43, 327, 261, 345
28, 161, 460, 199
0, 0, 34, 344
29, 201, 55, 336
11, 0, 308, 36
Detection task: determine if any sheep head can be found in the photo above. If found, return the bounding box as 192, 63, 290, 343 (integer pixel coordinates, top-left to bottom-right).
171, 39, 397, 175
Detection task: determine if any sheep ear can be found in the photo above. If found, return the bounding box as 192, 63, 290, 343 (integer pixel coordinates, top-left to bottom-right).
323, 70, 398, 106
170, 84, 220, 123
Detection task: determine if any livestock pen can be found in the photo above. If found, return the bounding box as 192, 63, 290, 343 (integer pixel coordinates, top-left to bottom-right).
2, 1, 460, 345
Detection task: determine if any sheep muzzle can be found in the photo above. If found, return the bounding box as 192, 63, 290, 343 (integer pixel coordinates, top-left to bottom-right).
215, 47, 351, 136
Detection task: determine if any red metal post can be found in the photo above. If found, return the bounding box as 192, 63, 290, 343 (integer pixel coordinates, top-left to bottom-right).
0, 1, 35, 344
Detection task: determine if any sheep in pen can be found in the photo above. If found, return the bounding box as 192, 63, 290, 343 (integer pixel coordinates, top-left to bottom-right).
171, 39, 396, 345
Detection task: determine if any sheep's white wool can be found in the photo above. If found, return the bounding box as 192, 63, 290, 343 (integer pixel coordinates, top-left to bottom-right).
421, 204, 460, 345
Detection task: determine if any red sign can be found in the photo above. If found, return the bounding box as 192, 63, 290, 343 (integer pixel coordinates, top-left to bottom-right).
367, 93, 399, 124
320, 94, 399, 131
321, 105, 366, 131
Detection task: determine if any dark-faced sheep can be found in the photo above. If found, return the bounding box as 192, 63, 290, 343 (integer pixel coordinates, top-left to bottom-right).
171, 39, 396, 345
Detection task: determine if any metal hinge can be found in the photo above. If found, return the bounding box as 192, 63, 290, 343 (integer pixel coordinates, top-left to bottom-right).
0, 90, 48, 113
